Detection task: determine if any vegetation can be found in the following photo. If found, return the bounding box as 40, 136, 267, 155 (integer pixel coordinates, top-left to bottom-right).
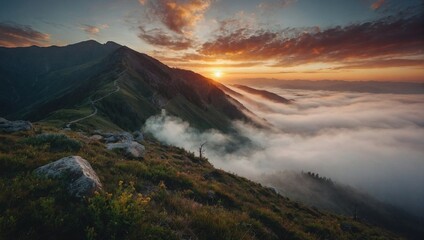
22, 133, 82, 152
263, 171, 424, 239
0, 123, 401, 240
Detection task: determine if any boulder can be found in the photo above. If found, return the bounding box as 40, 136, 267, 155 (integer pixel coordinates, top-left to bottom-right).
0, 117, 32, 132
107, 141, 145, 158
133, 131, 144, 142
103, 132, 133, 143
34, 156, 102, 197
90, 134, 103, 141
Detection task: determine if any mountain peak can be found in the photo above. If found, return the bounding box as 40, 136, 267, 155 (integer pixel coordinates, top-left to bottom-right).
66, 40, 122, 49
105, 41, 121, 47
67, 39, 101, 47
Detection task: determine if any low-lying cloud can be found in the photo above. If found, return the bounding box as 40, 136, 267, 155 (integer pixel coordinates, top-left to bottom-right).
143, 88, 424, 217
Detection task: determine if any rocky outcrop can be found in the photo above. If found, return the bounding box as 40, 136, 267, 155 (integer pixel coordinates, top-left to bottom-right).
34, 156, 102, 197
89, 134, 103, 141
133, 131, 144, 142
107, 141, 145, 158
103, 132, 133, 143
0, 117, 32, 132
92, 131, 146, 158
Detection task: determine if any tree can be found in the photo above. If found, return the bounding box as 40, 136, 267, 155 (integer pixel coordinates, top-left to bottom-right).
199, 142, 206, 159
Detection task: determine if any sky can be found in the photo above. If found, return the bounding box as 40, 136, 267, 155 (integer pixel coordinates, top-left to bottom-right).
0, 0, 423, 82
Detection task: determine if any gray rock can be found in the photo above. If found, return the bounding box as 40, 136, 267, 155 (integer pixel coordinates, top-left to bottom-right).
90, 134, 103, 141
0, 117, 32, 133
103, 132, 133, 143
133, 131, 144, 142
107, 141, 145, 158
34, 156, 102, 197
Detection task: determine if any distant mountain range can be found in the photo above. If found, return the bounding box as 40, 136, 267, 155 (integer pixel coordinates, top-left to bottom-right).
232, 84, 291, 104
0, 40, 250, 132
228, 78, 424, 94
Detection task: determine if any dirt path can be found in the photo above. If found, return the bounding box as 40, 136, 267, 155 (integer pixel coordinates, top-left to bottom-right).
65, 72, 123, 128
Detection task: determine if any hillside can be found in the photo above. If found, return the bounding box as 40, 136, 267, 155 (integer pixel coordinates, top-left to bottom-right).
262, 171, 424, 239
232, 84, 291, 104
0, 40, 121, 116
0, 124, 400, 240
0, 41, 250, 133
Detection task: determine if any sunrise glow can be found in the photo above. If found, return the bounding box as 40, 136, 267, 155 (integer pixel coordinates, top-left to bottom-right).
214, 70, 223, 78
0, 0, 422, 83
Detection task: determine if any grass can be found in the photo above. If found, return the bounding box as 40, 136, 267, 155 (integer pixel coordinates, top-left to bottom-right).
22, 133, 82, 152
0, 123, 401, 240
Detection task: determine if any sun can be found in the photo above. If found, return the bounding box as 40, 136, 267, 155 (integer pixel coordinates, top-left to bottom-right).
214, 70, 223, 78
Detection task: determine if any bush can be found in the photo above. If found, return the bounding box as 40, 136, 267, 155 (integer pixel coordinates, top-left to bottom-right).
86, 181, 151, 239
23, 134, 82, 152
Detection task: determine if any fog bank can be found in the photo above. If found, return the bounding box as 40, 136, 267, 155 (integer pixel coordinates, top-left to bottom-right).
144, 88, 424, 216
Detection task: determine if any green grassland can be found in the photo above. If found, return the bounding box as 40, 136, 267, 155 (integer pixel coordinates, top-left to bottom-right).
0, 123, 400, 240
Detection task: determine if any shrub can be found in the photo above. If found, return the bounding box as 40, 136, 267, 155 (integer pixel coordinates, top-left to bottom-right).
23, 134, 82, 152
86, 181, 150, 239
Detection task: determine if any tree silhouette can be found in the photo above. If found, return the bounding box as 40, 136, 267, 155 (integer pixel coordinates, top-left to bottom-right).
199, 142, 206, 159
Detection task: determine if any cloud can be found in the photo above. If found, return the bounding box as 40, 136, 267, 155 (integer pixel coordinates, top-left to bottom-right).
0, 22, 50, 47
198, 13, 424, 69
143, 88, 424, 217
142, 0, 211, 34
165, 61, 262, 69
81, 24, 109, 36
371, 0, 386, 10
258, 0, 297, 9
138, 26, 193, 50
331, 58, 424, 70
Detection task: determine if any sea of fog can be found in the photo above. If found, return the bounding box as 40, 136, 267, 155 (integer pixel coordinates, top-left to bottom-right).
143, 87, 424, 217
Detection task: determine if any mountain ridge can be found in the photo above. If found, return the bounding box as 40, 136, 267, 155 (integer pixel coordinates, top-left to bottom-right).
0, 41, 252, 133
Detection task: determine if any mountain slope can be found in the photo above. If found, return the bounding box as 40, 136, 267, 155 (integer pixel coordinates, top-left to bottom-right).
0, 124, 400, 240
0, 42, 251, 133
262, 171, 424, 239
0, 40, 121, 116
232, 84, 291, 104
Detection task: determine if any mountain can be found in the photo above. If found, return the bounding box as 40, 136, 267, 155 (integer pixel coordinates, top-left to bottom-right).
0, 40, 121, 115
0, 124, 400, 239
0, 41, 413, 239
227, 78, 424, 94
232, 84, 291, 104
262, 171, 424, 239
0, 41, 250, 132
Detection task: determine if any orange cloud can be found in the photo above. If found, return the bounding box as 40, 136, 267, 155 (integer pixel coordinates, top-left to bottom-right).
138, 26, 192, 50
198, 14, 424, 69
0, 22, 50, 47
371, 0, 386, 10
144, 0, 211, 34
81, 24, 109, 36
332, 59, 424, 70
